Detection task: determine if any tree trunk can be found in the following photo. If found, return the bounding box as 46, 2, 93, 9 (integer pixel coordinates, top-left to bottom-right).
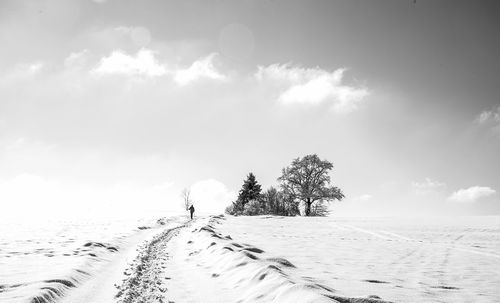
305, 201, 312, 216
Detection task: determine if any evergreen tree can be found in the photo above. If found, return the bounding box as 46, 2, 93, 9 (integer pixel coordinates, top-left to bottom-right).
237, 173, 262, 207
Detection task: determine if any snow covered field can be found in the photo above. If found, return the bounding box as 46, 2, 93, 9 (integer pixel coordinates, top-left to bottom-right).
217, 215, 500, 302
1, 215, 499, 303
0, 215, 187, 303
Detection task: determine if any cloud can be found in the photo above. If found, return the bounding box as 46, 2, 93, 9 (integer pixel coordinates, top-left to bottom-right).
475, 107, 500, 137
0, 62, 46, 86
412, 178, 446, 195
92, 48, 167, 77
91, 49, 226, 84
255, 64, 369, 113
476, 107, 500, 124
189, 179, 236, 214
476, 111, 492, 124
174, 53, 226, 85
0, 173, 181, 220
24, 62, 44, 74
447, 186, 496, 203
3, 62, 45, 80
64, 49, 90, 68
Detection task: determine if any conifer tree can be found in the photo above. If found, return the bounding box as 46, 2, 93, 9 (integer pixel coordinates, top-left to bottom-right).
237, 172, 262, 207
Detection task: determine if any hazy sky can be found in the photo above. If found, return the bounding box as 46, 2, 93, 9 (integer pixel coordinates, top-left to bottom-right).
1, 0, 499, 218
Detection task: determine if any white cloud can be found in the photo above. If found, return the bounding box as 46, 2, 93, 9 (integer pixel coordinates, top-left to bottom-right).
92, 48, 167, 77
448, 186, 496, 203
0, 174, 233, 220
412, 178, 446, 195
174, 53, 226, 85
0, 62, 45, 85
476, 111, 492, 124
91, 50, 226, 84
189, 179, 236, 214
255, 64, 369, 113
0, 173, 181, 220
25, 62, 44, 74
476, 107, 500, 124
475, 107, 500, 137
64, 49, 89, 68
6, 62, 44, 78
5, 137, 32, 150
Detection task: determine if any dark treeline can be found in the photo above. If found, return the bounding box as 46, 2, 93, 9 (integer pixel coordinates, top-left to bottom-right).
225, 154, 345, 217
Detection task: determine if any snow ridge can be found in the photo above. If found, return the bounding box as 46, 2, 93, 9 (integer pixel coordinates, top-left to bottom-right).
171, 215, 394, 303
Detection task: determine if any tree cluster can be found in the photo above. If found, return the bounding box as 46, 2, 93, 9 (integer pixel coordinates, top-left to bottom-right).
225, 154, 344, 217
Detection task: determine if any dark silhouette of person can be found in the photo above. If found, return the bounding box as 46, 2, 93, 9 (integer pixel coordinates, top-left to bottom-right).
189, 205, 195, 220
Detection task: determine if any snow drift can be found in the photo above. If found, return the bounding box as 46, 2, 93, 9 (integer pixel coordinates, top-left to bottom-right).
158, 215, 392, 303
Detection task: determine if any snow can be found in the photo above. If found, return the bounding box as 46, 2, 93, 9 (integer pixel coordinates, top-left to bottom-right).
216, 215, 500, 302
2, 214, 499, 303
159, 216, 390, 303
0, 215, 187, 303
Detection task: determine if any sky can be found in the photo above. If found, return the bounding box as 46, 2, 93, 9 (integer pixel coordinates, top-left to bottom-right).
0, 0, 499, 219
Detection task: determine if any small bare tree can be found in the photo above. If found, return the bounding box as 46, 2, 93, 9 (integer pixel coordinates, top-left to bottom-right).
181, 188, 191, 211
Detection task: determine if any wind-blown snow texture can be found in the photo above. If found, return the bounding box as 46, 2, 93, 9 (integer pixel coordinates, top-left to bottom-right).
0, 216, 186, 303
216, 215, 500, 302
123, 215, 388, 303
1, 215, 499, 303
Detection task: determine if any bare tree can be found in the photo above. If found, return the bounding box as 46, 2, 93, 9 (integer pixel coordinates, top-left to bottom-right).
310, 200, 330, 216
181, 188, 191, 211
278, 154, 344, 216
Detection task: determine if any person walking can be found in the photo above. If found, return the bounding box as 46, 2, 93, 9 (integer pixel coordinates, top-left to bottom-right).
189, 204, 195, 220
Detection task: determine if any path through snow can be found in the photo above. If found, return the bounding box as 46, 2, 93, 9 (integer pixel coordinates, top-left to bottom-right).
114, 215, 391, 303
